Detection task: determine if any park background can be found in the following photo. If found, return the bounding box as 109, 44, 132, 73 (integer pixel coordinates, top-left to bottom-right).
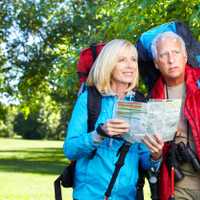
0, 0, 200, 199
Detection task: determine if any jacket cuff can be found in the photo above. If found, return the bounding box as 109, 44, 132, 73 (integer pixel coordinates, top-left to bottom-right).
91, 130, 105, 144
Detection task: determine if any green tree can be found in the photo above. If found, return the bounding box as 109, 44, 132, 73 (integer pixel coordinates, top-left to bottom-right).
0, 105, 17, 138
13, 95, 62, 139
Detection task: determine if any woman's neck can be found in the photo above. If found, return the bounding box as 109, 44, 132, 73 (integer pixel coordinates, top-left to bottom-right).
111, 83, 128, 99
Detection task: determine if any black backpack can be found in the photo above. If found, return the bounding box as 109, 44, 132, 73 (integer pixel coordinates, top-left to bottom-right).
54, 42, 105, 200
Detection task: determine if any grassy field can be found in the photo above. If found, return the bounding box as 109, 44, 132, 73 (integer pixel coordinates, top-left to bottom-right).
0, 138, 150, 200
0, 138, 72, 200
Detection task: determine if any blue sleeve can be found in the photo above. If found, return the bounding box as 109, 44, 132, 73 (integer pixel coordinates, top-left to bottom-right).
63, 91, 100, 160
138, 143, 161, 171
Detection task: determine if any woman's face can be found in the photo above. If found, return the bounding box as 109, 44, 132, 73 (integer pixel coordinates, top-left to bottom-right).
111, 48, 138, 88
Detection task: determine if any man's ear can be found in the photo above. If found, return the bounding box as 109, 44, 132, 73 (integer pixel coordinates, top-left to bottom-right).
154, 61, 159, 69
184, 53, 188, 64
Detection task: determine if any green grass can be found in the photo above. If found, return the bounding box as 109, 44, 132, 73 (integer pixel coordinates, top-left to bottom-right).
0, 138, 72, 200
0, 138, 150, 200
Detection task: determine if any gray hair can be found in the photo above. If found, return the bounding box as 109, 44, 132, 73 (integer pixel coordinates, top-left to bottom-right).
151, 31, 187, 59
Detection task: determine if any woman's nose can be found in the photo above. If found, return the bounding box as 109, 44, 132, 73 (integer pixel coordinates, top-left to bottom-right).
127, 59, 136, 68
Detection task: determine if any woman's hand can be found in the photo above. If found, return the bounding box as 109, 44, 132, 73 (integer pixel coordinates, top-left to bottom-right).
102, 119, 130, 137
142, 134, 164, 160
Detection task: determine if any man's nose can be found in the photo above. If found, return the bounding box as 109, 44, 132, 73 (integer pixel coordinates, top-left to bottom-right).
168, 52, 174, 64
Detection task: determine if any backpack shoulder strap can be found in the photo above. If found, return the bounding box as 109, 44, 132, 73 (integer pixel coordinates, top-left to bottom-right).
136, 164, 147, 200
104, 142, 131, 199
90, 43, 98, 63
134, 90, 148, 102
87, 86, 102, 132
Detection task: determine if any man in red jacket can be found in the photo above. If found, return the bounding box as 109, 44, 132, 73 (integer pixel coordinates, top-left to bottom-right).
150, 31, 200, 200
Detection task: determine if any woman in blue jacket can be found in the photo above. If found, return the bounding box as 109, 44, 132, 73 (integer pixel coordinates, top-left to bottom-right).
63, 39, 163, 200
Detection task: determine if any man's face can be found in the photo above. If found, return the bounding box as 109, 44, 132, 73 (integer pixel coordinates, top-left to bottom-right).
154, 37, 187, 86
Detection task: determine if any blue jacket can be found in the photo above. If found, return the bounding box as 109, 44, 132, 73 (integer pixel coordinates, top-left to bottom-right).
64, 90, 160, 200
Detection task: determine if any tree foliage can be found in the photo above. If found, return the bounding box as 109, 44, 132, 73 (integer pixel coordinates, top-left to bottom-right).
0, 105, 16, 138
0, 0, 200, 139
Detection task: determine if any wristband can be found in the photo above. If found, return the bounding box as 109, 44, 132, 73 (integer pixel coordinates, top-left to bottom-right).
96, 123, 107, 137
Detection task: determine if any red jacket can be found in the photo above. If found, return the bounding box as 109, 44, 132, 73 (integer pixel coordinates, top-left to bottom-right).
151, 65, 200, 200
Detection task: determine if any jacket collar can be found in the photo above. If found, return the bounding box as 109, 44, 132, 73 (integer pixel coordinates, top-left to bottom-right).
151, 64, 200, 98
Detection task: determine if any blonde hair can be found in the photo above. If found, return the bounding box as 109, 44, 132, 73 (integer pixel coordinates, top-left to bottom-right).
87, 39, 138, 94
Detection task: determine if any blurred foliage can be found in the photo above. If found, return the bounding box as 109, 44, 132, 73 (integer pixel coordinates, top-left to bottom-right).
0, 0, 199, 139
14, 95, 62, 139
0, 105, 16, 137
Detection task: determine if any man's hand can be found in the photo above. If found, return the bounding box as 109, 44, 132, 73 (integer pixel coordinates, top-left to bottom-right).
142, 134, 164, 160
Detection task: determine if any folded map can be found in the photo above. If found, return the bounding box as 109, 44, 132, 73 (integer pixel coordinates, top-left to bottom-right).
115, 99, 182, 143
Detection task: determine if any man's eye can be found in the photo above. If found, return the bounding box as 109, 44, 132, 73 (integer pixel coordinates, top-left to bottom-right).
159, 53, 168, 58
174, 50, 180, 54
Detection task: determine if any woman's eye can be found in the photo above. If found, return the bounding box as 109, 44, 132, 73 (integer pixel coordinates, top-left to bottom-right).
131, 57, 136, 62
118, 58, 126, 62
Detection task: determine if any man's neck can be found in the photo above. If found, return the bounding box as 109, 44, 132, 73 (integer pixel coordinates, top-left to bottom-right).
166, 82, 185, 99
165, 77, 185, 87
